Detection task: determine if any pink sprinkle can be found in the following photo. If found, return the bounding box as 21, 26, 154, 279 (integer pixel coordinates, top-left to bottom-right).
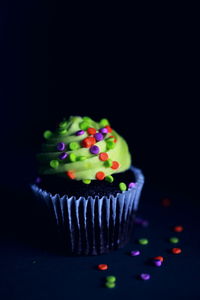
128, 182, 136, 188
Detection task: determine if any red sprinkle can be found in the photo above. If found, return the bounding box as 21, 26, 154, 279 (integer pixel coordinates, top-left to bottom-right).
99, 152, 109, 161
98, 264, 108, 270
87, 128, 96, 135
173, 225, 184, 232
153, 256, 164, 262
105, 125, 112, 133
111, 161, 120, 170
96, 171, 105, 180
109, 135, 117, 143
161, 198, 171, 207
171, 247, 182, 254
66, 171, 75, 180
81, 137, 96, 148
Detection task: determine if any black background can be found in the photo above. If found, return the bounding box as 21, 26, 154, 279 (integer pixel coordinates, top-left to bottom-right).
0, 2, 199, 299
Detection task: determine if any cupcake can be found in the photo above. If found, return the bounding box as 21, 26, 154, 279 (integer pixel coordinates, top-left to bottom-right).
31, 116, 144, 255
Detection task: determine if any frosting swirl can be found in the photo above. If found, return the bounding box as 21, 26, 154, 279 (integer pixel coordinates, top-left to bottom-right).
38, 116, 131, 181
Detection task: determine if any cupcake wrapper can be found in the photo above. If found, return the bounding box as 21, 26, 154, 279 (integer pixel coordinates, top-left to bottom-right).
31, 166, 144, 255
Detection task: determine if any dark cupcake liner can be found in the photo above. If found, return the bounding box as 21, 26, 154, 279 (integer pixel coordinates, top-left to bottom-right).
30, 166, 144, 255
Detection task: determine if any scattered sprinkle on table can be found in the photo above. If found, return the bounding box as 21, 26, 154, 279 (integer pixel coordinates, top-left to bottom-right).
106, 276, 116, 283
173, 225, 184, 232
98, 264, 108, 271
169, 237, 179, 244
138, 238, 149, 245
171, 247, 182, 254
153, 260, 162, 267
119, 182, 127, 191
105, 282, 115, 288
130, 250, 140, 256
153, 256, 164, 262
140, 273, 151, 280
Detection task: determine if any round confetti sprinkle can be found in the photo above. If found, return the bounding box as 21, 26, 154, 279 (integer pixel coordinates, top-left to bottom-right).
153, 260, 162, 267
43, 130, 52, 139
100, 118, 110, 127
100, 127, 108, 134
105, 282, 115, 289
106, 276, 116, 283
111, 161, 119, 170
99, 152, 109, 161
77, 156, 87, 161
69, 153, 77, 162
59, 129, 67, 135
90, 145, 100, 154
94, 132, 104, 142
171, 247, 182, 254
138, 238, 149, 245
79, 121, 89, 130
76, 130, 85, 136
81, 137, 96, 148
50, 160, 59, 168
119, 182, 127, 191
59, 152, 68, 160
105, 175, 114, 183
104, 159, 112, 168
56, 142, 66, 151
106, 140, 115, 150
66, 171, 75, 179
105, 125, 112, 133
87, 127, 96, 135
161, 198, 171, 207
98, 264, 108, 270
169, 237, 179, 244
69, 142, 80, 150
140, 273, 151, 281
128, 182, 136, 188
96, 172, 105, 181
82, 179, 91, 184
153, 256, 164, 262
130, 250, 140, 256
173, 225, 184, 232
59, 120, 67, 128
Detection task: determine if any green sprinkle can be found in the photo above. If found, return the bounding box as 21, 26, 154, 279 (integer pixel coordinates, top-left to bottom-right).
77, 156, 87, 161
169, 237, 179, 244
82, 179, 91, 184
138, 238, 149, 245
83, 116, 92, 123
68, 153, 77, 162
105, 175, 114, 183
104, 159, 112, 167
50, 160, 59, 168
79, 121, 89, 130
43, 130, 52, 139
106, 276, 116, 283
69, 142, 80, 150
100, 118, 110, 127
59, 128, 67, 135
59, 120, 67, 128
105, 282, 116, 289
119, 182, 127, 191
106, 140, 115, 150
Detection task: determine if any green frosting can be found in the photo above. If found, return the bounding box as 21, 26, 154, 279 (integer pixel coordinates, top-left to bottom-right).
38, 116, 131, 181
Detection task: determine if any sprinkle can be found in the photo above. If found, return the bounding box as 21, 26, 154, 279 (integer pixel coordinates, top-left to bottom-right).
106, 140, 115, 150
99, 152, 109, 161
50, 160, 59, 168
59, 120, 67, 128
83, 116, 92, 123
82, 179, 91, 184
153, 256, 164, 262
43, 130, 52, 139
161, 198, 171, 207
107, 135, 117, 143
119, 182, 127, 191
130, 250, 140, 256
87, 127, 96, 135
99, 118, 110, 127
81, 137, 96, 148
171, 247, 182, 254
100, 127, 108, 134
77, 156, 87, 161
169, 237, 179, 244
140, 273, 151, 280
68, 153, 77, 162
128, 182, 136, 188
98, 264, 108, 271
59, 129, 67, 135
56, 142, 66, 151
69, 142, 80, 150
105, 175, 114, 183
94, 132, 104, 142
106, 276, 116, 283
59, 152, 68, 160
96, 171, 105, 181
90, 145, 100, 155
105, 282, 115, 288
111, 161, 119, 170
75, 130, 85, 136
138, 238, 149, 245
105, 125, 112, 133
66, 171, 75, 179
104, 159, 112, 168
79, 121, 89, 130
173, 225, 184, 232
153, 260, 162, 267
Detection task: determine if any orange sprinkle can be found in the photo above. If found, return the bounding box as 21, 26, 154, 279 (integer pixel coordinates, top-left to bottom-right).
111, 161, 120, 170
98, 264, 108, 270
105, 125, 112, 133
81, 137, 96, 148
153, 256, 164, 262
87, 127, 96, 135
99, 152, 109, 161
96, 171, 105, 180
173, 225, 184, 232
171, 247, 182, 254
66, 171, 75, 180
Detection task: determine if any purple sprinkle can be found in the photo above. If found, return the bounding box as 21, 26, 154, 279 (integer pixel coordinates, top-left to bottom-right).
99, 127, 108, 134
35, 177, 41, 184
94, 132, 104, 141
76, 130, 85, 136
130, 250, 140, 256
59, 152, 68, 160
128, 182, 136, 188
153, 260, 162, 267
90, 145, 100, 155
140, 273, 151, 280
56, 142, 66, 151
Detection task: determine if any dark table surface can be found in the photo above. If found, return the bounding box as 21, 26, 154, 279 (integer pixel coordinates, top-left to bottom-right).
0, 170, 199, 300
